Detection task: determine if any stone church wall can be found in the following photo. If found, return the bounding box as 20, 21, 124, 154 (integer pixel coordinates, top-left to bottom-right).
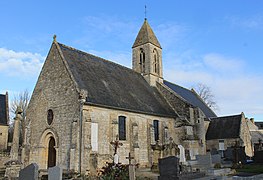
0, 125, 8, 150
25, 43, 80, 170
156, 82, 190, 120
82, 105, 178, 170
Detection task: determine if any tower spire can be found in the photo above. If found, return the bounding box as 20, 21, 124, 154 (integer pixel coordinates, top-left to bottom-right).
132, 19, 163, 86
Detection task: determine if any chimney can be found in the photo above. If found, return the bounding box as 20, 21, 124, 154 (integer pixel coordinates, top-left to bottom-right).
250, 118, 255, 124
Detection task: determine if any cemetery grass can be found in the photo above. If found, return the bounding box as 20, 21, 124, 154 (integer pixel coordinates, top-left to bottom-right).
236, 164, 263, 174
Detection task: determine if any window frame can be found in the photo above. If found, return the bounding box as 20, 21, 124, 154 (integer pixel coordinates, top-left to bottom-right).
118, 116, 126, 140
153, 120, 159, 141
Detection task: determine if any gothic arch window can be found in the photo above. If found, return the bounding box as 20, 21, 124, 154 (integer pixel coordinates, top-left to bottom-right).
118, 116, 126, 140
153, 49, 159, 75
153, 120, 159, 141
139, 48, 145, 73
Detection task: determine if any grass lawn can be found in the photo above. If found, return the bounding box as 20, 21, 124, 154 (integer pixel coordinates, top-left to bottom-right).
236, 164, 263, 174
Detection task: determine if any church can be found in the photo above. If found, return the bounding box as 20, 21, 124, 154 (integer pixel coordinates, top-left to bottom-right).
23, 19, 217, 174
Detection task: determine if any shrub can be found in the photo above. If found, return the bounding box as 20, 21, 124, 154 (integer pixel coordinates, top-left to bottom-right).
99, 162, 129, 180
214, 163, 221, 169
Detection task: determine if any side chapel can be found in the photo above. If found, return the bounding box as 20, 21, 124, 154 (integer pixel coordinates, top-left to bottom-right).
23, 19, 216, 173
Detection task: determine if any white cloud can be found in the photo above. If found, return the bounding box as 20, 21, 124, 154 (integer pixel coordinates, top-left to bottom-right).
74, 15, 138, 49
203, 53, 244, 73
0, 48, 44, 78
164, 51, 263, 119
226, 15, 263, 29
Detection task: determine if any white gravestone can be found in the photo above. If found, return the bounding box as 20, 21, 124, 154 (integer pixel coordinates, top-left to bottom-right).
91, 123, 98, 151
178, 145, 186, 163
114, 154, 119, 164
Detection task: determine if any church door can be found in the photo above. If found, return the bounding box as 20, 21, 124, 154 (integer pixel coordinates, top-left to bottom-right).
47, 137, 56, 168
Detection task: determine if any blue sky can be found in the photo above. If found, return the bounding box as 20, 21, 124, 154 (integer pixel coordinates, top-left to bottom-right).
1, 1, 263, 120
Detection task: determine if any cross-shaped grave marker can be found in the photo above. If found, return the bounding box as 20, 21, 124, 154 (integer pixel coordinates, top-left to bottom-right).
110, 135, 123, 164
110, 135, 123, 155
126, 152, 134, 165
126, 152, 135, 180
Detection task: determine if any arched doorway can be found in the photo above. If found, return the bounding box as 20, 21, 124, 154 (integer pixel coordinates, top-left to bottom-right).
47, 137, 56, 168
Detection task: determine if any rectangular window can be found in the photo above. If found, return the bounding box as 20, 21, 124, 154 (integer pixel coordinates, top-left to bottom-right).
219, 139, 225, 150
118, 116, 126, 140
91, 123, 98, 151
153, 120, 159, 141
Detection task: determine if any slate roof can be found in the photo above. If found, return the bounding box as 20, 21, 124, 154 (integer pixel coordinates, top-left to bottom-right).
58, 43, 176, 117
163, 81, 217, 118
0, 94, 8, 125
250, 131, 263, 144
132, 19, 162, 48
206, 114, 242, 140
255, 122, 263, 129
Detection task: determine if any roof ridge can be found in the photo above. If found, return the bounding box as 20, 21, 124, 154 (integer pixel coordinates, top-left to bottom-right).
54, 42, 81, 93
57, 42, 141, 76
210, 113, 242, 120
191, 88, 217, 117
161, 81, 190, 104
164, 80, 192, 92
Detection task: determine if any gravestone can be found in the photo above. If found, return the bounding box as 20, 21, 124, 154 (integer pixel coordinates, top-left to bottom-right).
114, 153, 119, 164
178, 145, 186, 163
4, 162, 22, 179
163, 137, 180, 157
254, 150, 263, 163
224, 147, 233, 161
233, 146, 246, 164
211, 148, 218, 155
19, 163, 39, 180
128, 165, 136, 180
158, 156, 179, 180
211, 154, 221, 164
195, 154, 212, 171
48, 166, 62, 180
185, 149, 191, 160
151, 141, 164, 172
126, 152, 135, 180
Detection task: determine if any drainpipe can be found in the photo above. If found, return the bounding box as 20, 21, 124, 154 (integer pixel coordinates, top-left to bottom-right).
78, 90, 87, 174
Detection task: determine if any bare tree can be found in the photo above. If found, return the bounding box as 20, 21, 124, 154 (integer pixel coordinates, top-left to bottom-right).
10, 90, 30, 145
192, 83, 218, 111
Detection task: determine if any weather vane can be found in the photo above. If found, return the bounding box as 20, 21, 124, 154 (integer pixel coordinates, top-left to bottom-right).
145, 5, 147, 20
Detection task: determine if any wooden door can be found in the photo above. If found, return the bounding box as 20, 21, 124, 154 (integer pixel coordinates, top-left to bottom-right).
47, 137, 56, 168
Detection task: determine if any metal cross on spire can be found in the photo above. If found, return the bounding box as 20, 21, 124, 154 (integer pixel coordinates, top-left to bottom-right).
144, 5, 147, 20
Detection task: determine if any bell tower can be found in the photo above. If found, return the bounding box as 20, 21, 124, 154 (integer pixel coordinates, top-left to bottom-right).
132, 19, 163, 86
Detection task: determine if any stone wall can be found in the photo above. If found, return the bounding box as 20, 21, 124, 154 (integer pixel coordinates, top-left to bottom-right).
206, 138, 240, 152
132, 43, 163, 86
156, 82, 206, 156
156, 82, 190, 120
206, 114, 253, 157
0, 125, 8, 150
82, 105, 177, 170
25, 42, 80, 170
239, 115, 253, 157
0, 154, 9, 168
193, 108, 207, 155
